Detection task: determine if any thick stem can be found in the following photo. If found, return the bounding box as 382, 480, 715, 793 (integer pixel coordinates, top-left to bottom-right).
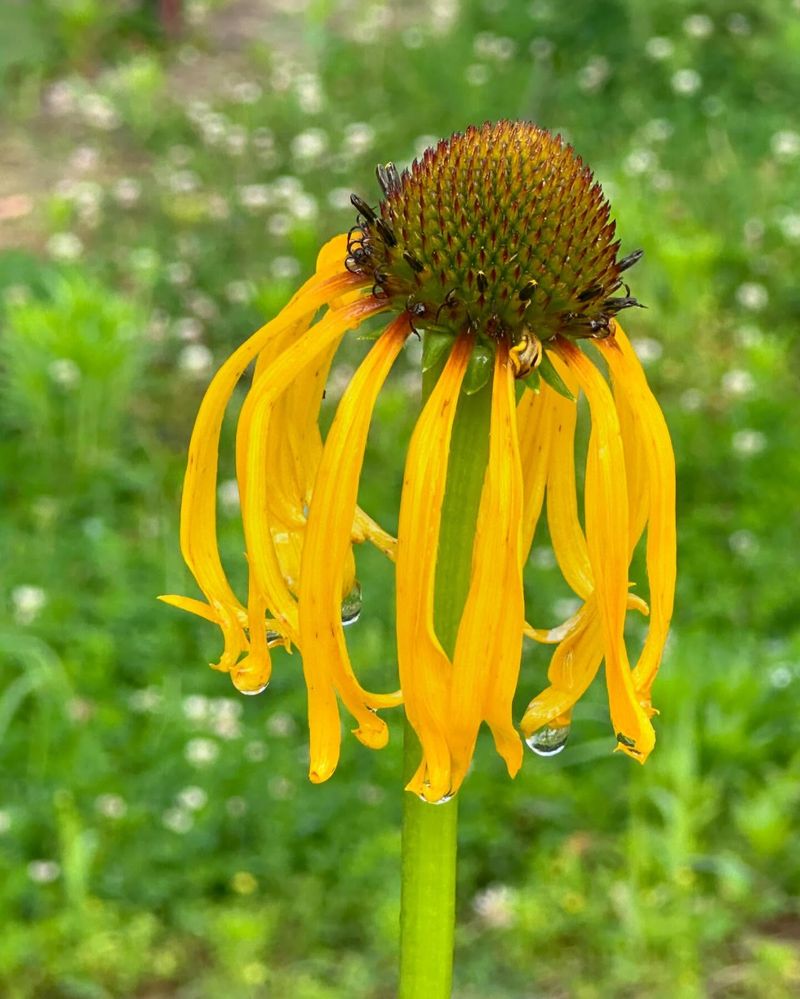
399, 344, 492, 999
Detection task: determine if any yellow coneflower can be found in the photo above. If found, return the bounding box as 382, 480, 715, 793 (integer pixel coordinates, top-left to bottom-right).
161, 121, 676, 803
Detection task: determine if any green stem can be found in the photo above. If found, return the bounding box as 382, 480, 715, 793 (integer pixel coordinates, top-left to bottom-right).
399, 344, 492, 999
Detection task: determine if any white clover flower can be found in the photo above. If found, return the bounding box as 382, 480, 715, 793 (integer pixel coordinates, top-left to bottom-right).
728, 529, 759, 558
721, 369, 755, 396
289, 193, 318, 221
49, 358, 82, 389
162, 807, 193, 833
46, 233, 84, 262
28, 861, 61, 884
166, 261, 192, 286
295, 72, 324, 114
624, 149, 657, 176
95, 794, 128, 819
11, 585, 47, 625
736, 282, 768, 311
177, 786, 208, 811
680, 388, 704, 412
0, 810, 11, 834
771, 130, 800, 160
291, 129, 328, 164
112, 177, 141, 207
238, 184, 271, 211
80, 93, 120, 130
174, 317, 203, 342
327, 187, 354, 211
645, 37, 674, 60
465, 64, 490, 86
643, 118, 674, 142
184, 737, 219, 767
769, 666, 793, 689
226, 796, 248, 817
577, 56, 610, 93
683, 14, 713, 39
70, 146, 99, 172
188, 293, 218, 322
182, 694, 210, 723
224, 280, 253, 305
271, 256, 301, 281
727, 13, 751, 36
344, 122, 375, 155
631, 337, 664, 364
732, 429, 766, 456
266, 712, 296, 738
472, 884, 516, 928
672, 69, 702, 95
267, 776, 294, 800
128, 686, 162, 713
779, 212, 800, 242
179, 345, 214, 378
245, 740, 267, 762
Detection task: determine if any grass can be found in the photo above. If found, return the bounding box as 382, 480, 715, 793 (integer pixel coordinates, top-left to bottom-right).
1, 0, 799, 995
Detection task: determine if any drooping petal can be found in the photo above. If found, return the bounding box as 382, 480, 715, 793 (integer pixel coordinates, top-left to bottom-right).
521, 593, 649, 733
516, 385, 553, 560
239, 297, 388, 650
556, 337, 655, 762
178, 267, 365, 666
598, 323, 676, 712
543, 356, 594, 600
298, 315, 408, 783
474, 347, 527, 779
449, 345, 525, 792
396, 337, 472, 802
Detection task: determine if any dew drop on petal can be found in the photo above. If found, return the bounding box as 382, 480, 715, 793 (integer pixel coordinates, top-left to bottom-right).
525, 722, 571, 757
341, 581, 362, 626
231, 672, 270, 696
417, 780, 455, 805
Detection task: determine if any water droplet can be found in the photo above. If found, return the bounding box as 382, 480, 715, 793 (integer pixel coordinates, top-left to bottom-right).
232, 672, 269, 696
341, 581, 362, 626
417, 780, 455, 805
417, 791, 454, 805
526, 723, 571, 757
239, 682, 269, 696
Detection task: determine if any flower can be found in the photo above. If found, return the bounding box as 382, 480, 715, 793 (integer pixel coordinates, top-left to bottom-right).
161, 122, 676, 802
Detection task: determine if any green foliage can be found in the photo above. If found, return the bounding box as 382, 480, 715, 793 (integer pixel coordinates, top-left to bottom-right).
1, 0, 799, 996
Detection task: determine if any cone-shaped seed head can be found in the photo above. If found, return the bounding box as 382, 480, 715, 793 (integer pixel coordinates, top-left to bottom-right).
348, 121, 642, 344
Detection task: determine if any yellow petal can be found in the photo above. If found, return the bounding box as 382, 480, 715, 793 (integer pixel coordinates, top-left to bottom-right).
396, 337, 472, 802
544, 355, 594, 600
598, 323, 676, 711
179, 269, 365, 651
521, 592, 649, 733
556, 338, 655, 763
521, 597, 602, 733
298, 316, 408, 781
465, 346, 525, 783
352, 507, 398, 560
239, 297, 387, 648
516, 386, 553, 560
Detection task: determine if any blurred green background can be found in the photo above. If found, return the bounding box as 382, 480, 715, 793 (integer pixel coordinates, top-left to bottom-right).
1, 0, 799, 996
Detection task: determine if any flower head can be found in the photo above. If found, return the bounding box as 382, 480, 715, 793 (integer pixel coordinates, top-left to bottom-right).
161, 121, 676, 801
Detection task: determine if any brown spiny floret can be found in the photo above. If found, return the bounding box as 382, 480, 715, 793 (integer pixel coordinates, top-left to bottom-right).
347, 121, 643, 346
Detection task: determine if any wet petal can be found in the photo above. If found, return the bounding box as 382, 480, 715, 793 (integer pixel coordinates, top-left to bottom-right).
544, 355, 593, 600
598, 323, 676, 712
299, 315, 408, 781
556, 338, 655, 762
179, 268, 365, 660
450, 346, 525, 791
396, 337, 472, 802
516, 386, 553, 559
239, 298, 387, 649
